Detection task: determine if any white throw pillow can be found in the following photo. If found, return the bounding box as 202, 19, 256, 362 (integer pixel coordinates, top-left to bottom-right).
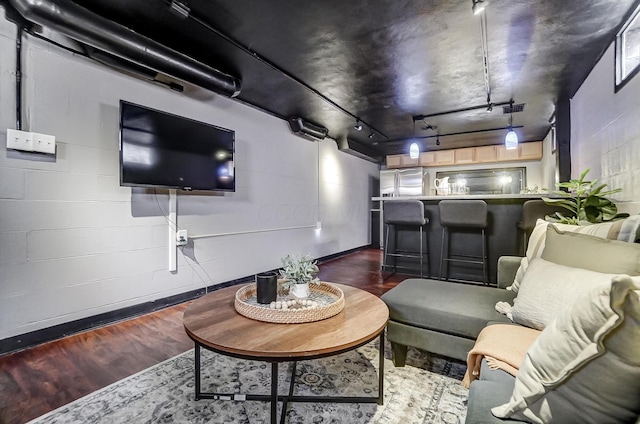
492, 275, 640, 424
511, 258, 616, 330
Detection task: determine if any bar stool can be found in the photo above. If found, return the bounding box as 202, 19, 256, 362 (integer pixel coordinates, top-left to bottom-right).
382, 200, 429, 278
516, 199, 566, 255
439, 200, 488, 285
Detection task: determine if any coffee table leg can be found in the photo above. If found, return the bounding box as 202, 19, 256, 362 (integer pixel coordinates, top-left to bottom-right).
378, 331, 385, 405
271, 362, 278, 424
195, 343, 202, 400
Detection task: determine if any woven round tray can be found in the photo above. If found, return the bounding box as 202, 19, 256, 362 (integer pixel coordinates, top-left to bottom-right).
234, 282, 345, 324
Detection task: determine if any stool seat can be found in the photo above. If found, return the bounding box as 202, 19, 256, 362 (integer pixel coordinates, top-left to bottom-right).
439, 200, 489, 284
439, 200, 488, 228
382, 200, 429, 278
384, 200, 428, 226
517, 199, 566, 255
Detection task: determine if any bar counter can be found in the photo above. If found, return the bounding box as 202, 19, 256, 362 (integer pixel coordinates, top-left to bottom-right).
371, 194, 547, 284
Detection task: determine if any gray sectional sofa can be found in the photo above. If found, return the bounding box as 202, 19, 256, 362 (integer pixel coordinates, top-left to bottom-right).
381, 257, 523, 424
381, 218, 640, 424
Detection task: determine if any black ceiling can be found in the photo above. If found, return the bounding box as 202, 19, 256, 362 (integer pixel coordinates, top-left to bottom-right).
9, 0, 640, 160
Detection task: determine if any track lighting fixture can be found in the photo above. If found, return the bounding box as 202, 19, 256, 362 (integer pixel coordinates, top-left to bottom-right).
354, 120, 363, 131
472, 0, 488, 15
436, 134, 441, 146
368, 130, 375, 139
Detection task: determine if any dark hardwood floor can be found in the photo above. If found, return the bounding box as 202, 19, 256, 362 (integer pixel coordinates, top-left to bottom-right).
0, 247, 410, 424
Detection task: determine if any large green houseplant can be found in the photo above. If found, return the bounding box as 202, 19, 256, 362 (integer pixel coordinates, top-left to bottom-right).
542, 168, 628, 225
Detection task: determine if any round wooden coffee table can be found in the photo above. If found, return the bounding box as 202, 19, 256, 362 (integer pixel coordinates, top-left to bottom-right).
183, 283, 389, 424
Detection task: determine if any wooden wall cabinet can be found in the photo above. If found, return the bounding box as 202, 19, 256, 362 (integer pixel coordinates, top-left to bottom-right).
419, 151, 436, 166
386, 154, 402, 167
519, 141, 543, 160
496, 145, 520, 162
385, 141, 542, 168
434, 150, 455, 165
386, 153, 419, 168
454, 147, 475, 164
474, 145, 497, 163
496, 141, 542, 162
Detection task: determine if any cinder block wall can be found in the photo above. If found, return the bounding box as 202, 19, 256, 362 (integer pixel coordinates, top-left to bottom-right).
572, 43, 640, 213
0, 15, 378, 341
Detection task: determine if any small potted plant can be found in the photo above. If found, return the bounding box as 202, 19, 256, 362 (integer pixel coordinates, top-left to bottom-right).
279, 254, 320, 298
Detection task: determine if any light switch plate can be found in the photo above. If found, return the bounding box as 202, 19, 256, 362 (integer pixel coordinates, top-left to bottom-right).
7, 129, 33, 151
32, 132, 56, 154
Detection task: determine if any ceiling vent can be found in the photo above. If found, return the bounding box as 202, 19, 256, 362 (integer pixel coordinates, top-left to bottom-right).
503, 103, 525, 114
288, 117, 329, 140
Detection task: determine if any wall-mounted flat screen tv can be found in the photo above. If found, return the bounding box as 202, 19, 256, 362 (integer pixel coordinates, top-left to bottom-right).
119, 100, 235, 192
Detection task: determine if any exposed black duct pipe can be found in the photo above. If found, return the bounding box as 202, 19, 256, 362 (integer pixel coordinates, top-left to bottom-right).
82, 46, 184, 92
8, 0, 241, 97
15, 23, 23, 130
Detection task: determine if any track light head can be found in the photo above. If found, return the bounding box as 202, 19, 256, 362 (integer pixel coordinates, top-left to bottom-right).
354, 120, 363, 131
436, 134, 441, 146
368, 130, 375, 139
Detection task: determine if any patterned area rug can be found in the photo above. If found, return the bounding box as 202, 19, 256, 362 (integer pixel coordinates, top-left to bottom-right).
28, 340, 468, 424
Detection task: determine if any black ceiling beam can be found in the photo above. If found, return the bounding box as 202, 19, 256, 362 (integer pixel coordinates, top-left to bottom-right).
412, 100, 513, 121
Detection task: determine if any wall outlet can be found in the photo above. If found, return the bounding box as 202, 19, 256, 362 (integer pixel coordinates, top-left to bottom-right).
32, 132, 56, 154
176, 229, 188, 246
7, 129, 33, 152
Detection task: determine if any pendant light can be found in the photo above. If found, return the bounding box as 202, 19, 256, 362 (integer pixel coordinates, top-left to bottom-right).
409, 142, 420, 158
409, 118, 420, 158
505, 100, 518, 150
505, 128, 518, 150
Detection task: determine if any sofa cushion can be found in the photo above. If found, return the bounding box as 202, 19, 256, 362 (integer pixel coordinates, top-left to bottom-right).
492, 275, 640, 424
466, 380, 520, 424
381, 279, 515, 340
541, 224, 640, 275
479, 358, 515, 385
510, 218, 629, 293
511, 258, 617, 330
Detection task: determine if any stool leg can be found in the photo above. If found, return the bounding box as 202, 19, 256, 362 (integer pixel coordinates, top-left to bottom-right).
383, 223, 389, 273
482, 228, 487, 285
439, 227, 446, 281
419, 226, 423, 278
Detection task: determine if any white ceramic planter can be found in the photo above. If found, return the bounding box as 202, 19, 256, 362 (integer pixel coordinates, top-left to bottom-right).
289, 282, 310, 299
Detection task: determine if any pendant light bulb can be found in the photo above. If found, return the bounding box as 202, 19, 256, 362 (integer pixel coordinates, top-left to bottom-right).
505, 128, 518, 150
409, 142, 420, 159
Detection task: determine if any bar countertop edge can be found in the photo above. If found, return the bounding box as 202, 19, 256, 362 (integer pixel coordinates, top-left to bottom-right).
371, 193, 549, 201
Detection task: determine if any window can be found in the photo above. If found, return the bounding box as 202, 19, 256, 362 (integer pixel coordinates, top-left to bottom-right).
616, 4, 640, 90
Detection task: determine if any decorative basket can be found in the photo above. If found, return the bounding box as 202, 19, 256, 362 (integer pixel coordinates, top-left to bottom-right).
234, 282, 345, 324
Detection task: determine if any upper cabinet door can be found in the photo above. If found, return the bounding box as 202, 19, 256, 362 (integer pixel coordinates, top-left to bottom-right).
519, 142, 543, 160
474, 145, 497, 163
434, 150, 455, 165
454, 147, 475, 164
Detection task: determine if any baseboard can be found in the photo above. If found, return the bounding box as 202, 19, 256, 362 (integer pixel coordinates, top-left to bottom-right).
0, 246, 369, 356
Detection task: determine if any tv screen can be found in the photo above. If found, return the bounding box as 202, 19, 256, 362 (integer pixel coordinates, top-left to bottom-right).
119, 100, 235, 191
